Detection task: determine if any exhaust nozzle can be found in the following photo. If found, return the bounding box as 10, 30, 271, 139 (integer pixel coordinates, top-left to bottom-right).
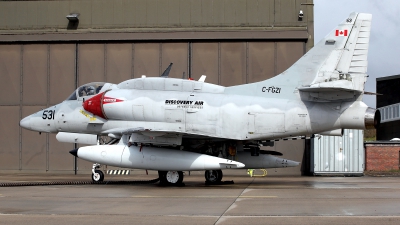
365, 107, 381, 129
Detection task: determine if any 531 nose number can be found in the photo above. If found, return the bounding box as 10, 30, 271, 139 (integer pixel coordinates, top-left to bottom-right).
42, 110, 55, 120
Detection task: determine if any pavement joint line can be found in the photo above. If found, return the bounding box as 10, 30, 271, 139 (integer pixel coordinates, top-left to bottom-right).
166, 215, 220, 218
214, 177, 255, 225
19, 196, 400, 200
219, 215, 400, 218
129, 195, 278, 198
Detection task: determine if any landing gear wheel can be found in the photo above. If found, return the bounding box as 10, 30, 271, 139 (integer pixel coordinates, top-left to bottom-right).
205, 170, 223, 184
158, 171, 184, 186
166, 171, 183, 184
92, 170, 104, 182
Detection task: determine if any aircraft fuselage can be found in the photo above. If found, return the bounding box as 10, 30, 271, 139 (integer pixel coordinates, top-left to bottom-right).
22, 83, 369, 141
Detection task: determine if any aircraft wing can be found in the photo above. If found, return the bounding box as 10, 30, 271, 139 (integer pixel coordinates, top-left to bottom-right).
102, 127, 147, 136
102, 127, 186, 146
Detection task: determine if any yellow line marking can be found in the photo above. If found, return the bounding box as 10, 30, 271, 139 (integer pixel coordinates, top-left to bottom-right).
131, 195, 277, 198
79, 110, 97, 121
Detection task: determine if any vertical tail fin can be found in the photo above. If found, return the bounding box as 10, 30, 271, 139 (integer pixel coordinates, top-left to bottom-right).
296, 12, 372, 101
225, 12, 372, 101
336, 13, 372, 75
304, 12, 372, 91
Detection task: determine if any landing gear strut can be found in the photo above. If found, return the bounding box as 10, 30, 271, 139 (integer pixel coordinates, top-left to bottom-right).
158, 171, 184, 186
205, 170, 223, 184
92, 163, 104, 182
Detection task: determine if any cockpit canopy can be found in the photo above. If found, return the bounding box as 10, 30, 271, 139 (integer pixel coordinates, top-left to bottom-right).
66, 82, 106, 101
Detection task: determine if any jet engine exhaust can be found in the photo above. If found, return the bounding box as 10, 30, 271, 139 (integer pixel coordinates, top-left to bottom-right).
365, 107, 381, 129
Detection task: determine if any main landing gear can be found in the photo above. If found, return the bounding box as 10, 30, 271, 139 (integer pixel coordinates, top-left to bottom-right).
158, 171, 184, 186
92, 163, 104, 182
204, 170, 223, 184
158, 170, 225, 186
90, 165, 225, 186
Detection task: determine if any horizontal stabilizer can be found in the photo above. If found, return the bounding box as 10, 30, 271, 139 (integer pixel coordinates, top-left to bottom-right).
299, 86, 359, 93
364, 91, 382, 95
299, 71, 368, 101
299, 86, 357, 101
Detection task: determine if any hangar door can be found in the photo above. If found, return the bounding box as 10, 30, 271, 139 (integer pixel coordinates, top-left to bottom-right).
0, 41, 304, 172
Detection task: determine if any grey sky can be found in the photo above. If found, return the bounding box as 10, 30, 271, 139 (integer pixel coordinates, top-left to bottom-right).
314, 0, 400, 108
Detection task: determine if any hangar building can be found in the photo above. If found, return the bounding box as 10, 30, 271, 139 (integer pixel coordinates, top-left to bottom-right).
376, 75, 400, 140
0, 0, 314, 175
362, 75, 400, 173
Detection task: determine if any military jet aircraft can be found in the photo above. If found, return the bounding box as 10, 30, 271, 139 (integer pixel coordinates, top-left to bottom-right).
20, 12, 380, 185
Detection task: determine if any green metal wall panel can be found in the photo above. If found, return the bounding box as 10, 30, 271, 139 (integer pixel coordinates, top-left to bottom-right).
106, 43, 133, 83
21, 106, 47, 170
22, 45, 48, 106
0, 0, 311, 30
49, 44, 76, 105
0, 106, 20, 170
78, 44, 105, 85
0, 45, 20, 105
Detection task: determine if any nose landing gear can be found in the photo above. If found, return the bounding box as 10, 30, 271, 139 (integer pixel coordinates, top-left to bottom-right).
92, 163, 104, 182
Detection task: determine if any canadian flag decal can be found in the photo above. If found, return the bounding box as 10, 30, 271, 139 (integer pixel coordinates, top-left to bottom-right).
335, 29, 348, 36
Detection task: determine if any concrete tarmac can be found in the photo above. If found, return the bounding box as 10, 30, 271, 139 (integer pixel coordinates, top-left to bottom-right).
1, 171, 400, 225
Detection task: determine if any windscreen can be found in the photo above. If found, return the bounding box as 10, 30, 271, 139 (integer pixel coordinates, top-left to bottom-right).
66, 82, 106, 100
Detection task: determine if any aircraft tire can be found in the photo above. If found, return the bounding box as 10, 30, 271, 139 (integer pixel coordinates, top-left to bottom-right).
92, 170, 104, 182
205, 170, 223, 184
159, 171, 183, 185
165, 171, 183, 184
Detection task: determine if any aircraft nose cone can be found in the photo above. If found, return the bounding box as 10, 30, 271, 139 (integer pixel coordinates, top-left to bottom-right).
20, 116, 31, 130
69, 148, 79, 157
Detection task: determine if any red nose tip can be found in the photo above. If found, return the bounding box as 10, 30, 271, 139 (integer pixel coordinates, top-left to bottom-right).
82, 92, 106, 119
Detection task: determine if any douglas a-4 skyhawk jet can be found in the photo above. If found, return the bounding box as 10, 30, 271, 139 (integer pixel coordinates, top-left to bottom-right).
20, 12, 380, 185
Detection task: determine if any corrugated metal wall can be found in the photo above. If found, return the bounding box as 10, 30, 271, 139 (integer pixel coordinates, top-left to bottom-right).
311, 129, 364, 175
0, 41, 305, 172
0, 0, 309, 29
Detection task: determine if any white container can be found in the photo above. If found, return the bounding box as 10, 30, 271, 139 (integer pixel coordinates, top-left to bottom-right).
311, 129, 364, 175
